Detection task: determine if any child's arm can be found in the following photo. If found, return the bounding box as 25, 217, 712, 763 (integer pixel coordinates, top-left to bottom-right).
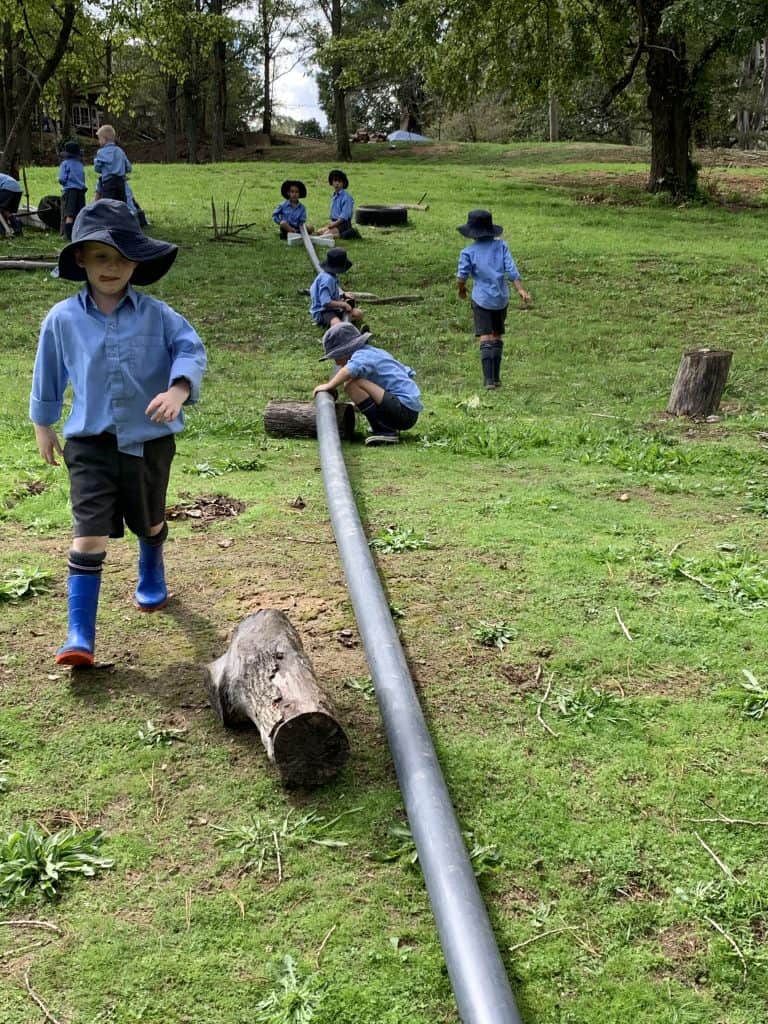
505, 246, 531, 304
146, 380, 191, 423
313, 364, 352, 397
33, 424, 64, 466
513, 279, 531, 304
457, 278, 468, 299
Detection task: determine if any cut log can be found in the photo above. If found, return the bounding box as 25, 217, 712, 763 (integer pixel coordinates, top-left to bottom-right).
264, 399, 356, 440
0, 260, 57, 271
204, 609, 350, 787
667, 348, 733, 418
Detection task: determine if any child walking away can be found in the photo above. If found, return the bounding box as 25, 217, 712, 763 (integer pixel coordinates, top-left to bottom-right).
313, 323, 421, 446
456, 209, 531, 389
29, 199, 207, 667
317, 169, 359, 240
58, 140, 87, 240
309, 246, 365, 330
93, 125, 132, 203
272, 179, 312, 239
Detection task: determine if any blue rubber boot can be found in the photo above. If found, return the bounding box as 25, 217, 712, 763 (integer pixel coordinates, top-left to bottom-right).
134, 540, 168, 611
55, 573, 101, 667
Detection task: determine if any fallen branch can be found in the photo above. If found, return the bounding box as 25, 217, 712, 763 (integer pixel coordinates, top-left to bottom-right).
684, 804, 768, 828
614, 607, 633, 641
694, 831, 737, 883
536, 670, 560, 738
0, 920, 63, 934
22, 971, 65, 1024
315, 923, 337, 966
703, 916, 748, 980
509, 925, 576, 954
0, 259, 57, 271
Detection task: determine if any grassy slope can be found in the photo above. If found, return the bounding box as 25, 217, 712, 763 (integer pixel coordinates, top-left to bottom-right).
1, 142, 767, 1023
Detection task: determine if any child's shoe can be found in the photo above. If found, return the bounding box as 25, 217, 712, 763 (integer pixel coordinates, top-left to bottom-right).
134, 539, 168, 611
55, 574, 101, 667
365, 433, 399, 446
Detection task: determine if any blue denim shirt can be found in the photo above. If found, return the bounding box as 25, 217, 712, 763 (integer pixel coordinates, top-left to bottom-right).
309, 271, 341, 322
30, 286, 206, 456
93, 142, 132, 181
0, 173, 22, 193
457, 238, 521, 310
344, 345, 423, 412
58, 158, 87, 191
272, 199, 307, 229
330, 189, 353, 223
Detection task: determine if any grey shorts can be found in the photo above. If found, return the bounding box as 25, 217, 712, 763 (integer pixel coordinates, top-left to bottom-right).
62, 188, 86, 219
472, 302, 508, 336
375, 392, 419, 431
64, 432, 175, 538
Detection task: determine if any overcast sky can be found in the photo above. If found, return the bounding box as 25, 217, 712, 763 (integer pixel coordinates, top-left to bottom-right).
272, 59, 327, 128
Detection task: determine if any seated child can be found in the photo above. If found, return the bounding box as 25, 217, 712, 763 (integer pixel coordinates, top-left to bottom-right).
0, 169, 23, 234
309, 246, 365, 329
456, 209, 530, 389
317, 169, 358, 239
29, 199, 207, 667
58, 140, 87, 240
272, 179, 312, 239
93, 124, 132, 203
313, 322, 422, 446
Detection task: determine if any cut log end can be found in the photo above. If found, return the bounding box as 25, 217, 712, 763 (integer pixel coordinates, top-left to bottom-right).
264, 399, 356, 440
273, 712, 350, 787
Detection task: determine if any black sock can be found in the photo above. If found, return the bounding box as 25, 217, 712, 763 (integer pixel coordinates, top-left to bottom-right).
68, 550, 106, 576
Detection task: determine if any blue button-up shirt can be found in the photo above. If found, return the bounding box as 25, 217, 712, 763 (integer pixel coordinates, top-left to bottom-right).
330, 189, 353, 223
93, 142, 132, 181
272, 199, 307, 229
0, 173, 22, 193
457, 238, 521, 310
344, 345, 423, 412
58, 158, 87, 191
30, 286, 206, 456
310, 271, 341, 322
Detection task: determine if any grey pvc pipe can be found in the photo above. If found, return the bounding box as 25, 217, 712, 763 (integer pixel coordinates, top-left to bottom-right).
300, 223, 323, 274
315, 392, 523, 1024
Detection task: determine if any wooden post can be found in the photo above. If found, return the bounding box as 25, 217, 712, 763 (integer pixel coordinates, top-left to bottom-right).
264, 399, 356, 440
204, 609, 350, 787
667, 348, 733, 418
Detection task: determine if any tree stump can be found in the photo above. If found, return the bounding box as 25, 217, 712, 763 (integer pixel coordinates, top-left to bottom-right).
667, 348, 733, 418
264, 399, 356, 440
204, 609, 349, 787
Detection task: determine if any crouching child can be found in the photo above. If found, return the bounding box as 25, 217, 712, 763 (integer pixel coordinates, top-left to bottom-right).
313, 323, 421, 446
29, 199, 207, 667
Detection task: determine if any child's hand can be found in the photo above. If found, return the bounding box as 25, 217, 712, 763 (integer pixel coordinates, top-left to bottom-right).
146, 382, 189, 423
313, 383, 338, 399
518, 288, 532, 305
34, 424, 63, 466
457, 283, 467, 300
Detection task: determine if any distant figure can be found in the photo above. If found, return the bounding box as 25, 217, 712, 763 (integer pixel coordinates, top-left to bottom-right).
0, 167, 23, 235
313, 322, 422, 447
58, 140, 87, 240
309, 246, 365, 330
317, 169, 359, 240
272, 179, 312, 239
93, 124, 132, 203
456, 209, 531, 390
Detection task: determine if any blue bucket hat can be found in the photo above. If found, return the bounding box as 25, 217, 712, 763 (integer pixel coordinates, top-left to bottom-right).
281, 179, 307, 199
319, 322, 372, 361
58, 199, 178, 285
457, 209, 503, 239
62, 140, 83, 157
320, 247, 352, 274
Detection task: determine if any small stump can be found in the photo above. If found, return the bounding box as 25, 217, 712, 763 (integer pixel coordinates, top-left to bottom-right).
264, 399, 356, 440
667, 348, 733, 418
204, 609, 350, 787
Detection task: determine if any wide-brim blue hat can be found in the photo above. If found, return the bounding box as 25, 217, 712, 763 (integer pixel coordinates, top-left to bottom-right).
63, 140, 83, 157
58, 199, 178, 285
281, 179, 307, 199
328, 168, 349, 189
320, 247, 352, 274
319, 322, 372, 361
457, 209, 503, 239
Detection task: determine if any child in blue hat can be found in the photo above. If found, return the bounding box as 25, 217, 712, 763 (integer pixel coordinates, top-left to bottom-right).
456, 209, 531, 389
309, 246, 366, 329
29, 199, 207, 667
58, 140, 87, 240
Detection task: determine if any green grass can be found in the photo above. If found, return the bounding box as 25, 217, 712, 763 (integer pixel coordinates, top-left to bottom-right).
1, 141, 768, 1022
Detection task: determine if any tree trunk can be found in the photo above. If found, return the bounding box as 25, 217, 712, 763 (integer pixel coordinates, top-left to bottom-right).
667, 348, 732, 418
164, 76, 178, 162
331, 0, 351, 161
210, 0, 226, 161
0, 3, 76, 172
204, 609, 350, 787
0, 22, 13, 146
261, 0, 272, 136
183, 76, 199, 164
264, 399, 356, 440
60, 77, 74, 141
645, 5, 695, 197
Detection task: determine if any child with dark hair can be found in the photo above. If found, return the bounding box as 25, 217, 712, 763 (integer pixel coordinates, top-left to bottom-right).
456, 209, 531, 389
272, 179, 312, 239
309, 246, 365, 329
58, 140, 87, 240
30, 199, 207, 667
313, 322, 421, 446
317, 169, 358, 239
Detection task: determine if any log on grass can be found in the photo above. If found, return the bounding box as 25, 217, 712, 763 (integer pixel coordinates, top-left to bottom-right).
0, 259, 57, 271
667, 348, 733, 418
205, 609, 350, 787
264, 399, 356, 440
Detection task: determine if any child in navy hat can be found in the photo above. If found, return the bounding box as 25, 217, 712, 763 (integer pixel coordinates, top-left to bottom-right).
456, 209, 531, 389
29, 199, 207, 668
309, 246, 366, 329
317, 169, 359, 240
272, 179, 312, 239
313, 323, 422, 446
58, 140, 87, 240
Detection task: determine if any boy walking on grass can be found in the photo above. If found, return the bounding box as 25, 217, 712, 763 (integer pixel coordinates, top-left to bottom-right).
456, 209, 531, 389
29, 199, 207, 667
58, 140, 87, 240
93, 125, 132, 203
313, 322, 422, 446
309, 246, 366, 330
